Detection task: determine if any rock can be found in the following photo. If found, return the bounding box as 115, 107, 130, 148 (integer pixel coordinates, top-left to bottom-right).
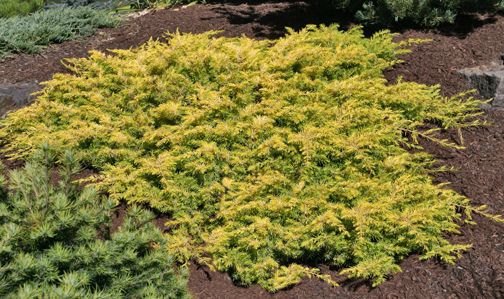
459, 63, 504, 108
0, 83, 40, 117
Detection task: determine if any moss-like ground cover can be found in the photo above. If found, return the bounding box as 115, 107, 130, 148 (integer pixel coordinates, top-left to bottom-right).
0, 25, 495, 291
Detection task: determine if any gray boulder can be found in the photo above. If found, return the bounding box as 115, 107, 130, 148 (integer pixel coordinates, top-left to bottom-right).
459, 55, 504, 108
0, 83, 40, 117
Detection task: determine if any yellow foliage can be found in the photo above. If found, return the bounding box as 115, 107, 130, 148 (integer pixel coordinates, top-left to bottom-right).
0, 25, 494, 291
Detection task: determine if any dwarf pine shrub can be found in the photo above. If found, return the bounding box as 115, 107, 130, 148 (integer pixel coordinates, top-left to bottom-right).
320, 0, 504, 27
0, 146, 189, 298
0, 25, 493, 290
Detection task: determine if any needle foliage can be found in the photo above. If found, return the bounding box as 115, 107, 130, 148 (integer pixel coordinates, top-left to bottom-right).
0, 146, 189, 298
0, 7, 118, 58
0, 0, 44, 18
0, 25, 489, 290
320, 0, 504, 27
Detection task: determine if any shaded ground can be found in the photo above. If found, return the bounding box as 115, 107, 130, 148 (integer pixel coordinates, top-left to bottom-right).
0, 2, 503, 298
0, 1, 338, 84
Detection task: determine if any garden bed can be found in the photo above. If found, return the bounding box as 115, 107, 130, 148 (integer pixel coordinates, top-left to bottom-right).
0, 2, 503, 298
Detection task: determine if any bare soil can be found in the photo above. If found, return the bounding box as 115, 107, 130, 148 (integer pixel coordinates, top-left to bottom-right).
0, 2, 503, 298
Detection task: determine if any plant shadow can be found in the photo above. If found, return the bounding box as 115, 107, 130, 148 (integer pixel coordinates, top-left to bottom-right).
205, 0, 501, 39
204, 0, 355, 39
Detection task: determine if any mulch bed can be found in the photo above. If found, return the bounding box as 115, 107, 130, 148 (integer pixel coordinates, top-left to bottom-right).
1, 2, 503, 298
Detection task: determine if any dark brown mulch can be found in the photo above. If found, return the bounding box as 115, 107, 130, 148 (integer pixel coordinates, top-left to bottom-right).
0, 2, 503, 299
0, 1, 338, 84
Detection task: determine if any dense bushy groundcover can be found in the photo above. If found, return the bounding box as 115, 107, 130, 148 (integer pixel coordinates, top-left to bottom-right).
0, 147, 189, 298
0, 25, 496, 290
0, 7, 118, 58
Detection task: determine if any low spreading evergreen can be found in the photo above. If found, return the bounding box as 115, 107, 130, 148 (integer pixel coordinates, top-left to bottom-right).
0, 146, 189, 298
0, 25, 496, 290
0, 7, 118, 58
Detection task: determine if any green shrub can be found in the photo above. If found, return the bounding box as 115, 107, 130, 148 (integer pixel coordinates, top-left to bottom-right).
130, 0, 158, 9
128, 0, 203, 9
0, 0, 44, 18
0, 146, 189, 298
320, 0, 504, 27
0, 25, 495, 290
0, 6, 118, 58
49, 0, 204, 10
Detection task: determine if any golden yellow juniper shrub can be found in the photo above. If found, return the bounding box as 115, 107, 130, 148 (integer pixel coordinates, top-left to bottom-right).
0, 25, 492, 291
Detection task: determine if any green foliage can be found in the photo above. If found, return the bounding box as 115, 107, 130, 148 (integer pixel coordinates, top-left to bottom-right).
0, 0, 44, 18
0, 146, 189, 298
321, 0, 504, 27
0, 6, 118, 58
0, 25, 489, 290
128, 0, 203, 9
